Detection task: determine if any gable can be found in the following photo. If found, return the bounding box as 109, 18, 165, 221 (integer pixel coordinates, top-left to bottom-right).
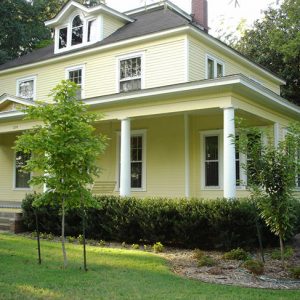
0, 94, 35, 114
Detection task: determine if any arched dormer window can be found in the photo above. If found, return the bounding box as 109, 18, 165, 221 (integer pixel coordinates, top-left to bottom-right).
71, 15, 83, 46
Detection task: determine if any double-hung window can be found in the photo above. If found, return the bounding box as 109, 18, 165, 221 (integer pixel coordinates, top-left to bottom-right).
66, 65, 84, 99
118, 131, 146, 190
71, 15, 83, 46
15, 151, 31, 189
206, 55, 224, 79
59, 27, 68, 49
204, 135, 220, 187
118, 54, 143, 92
17, 76, 36, 101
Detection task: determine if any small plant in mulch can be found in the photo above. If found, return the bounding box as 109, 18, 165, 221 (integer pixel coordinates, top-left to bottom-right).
98, 240, 106, 247
223, 248, 249, 261
131, 244, 140, 250
198, 255, 217, 267
46, 233, 54, 240
271, 246, 294, 260
144, 245, 149, 251
243, 259, 264, 275
207, 266, 224, 275
121, 242, 126, 248
152, 242, 164, 253
289, 266, 300, 279
77, 234, 84, 245
193, 249, 205, 260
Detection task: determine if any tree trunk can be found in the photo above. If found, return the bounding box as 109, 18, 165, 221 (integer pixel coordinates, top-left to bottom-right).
83, 209, 87, 272
35, 209, 42, 265
279, 234, 285, 268
255, 218, 265, 262
61, 197, 67, 268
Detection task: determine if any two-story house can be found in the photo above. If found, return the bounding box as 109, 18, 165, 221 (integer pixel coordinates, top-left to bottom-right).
0, 0, 299, 210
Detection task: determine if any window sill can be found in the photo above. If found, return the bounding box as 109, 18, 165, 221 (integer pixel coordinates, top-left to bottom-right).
13, 188, 32, 191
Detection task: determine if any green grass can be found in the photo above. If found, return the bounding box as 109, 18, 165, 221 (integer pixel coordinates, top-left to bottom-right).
0, 234, 299, 300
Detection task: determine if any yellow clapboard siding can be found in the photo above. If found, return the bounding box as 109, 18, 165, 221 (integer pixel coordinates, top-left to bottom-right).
188, 36, 281, 94
103, 15, 125, 39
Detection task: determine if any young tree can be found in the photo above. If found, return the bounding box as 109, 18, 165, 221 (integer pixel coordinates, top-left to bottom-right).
234, 121, 300, 266
15, 80, 107, 268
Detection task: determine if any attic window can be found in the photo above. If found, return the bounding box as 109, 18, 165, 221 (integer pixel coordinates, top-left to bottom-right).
72, 15, 83, 46
59, 27, 68, 49
88, 19, 97, 42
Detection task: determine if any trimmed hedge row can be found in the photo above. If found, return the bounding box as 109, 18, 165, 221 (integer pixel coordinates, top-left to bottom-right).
22, 194, 299, 250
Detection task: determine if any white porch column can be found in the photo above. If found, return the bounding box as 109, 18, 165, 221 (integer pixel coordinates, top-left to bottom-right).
120, 118, 131, 197
184, 114, 190, 198
223, 107, 236, 199
274, 122, 280, 148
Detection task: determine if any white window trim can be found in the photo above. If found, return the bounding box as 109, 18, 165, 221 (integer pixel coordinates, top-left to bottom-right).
200, 130, 223, 190
16, 75, 37, 101
54, 12, 102, 54
200, 129, 248, 191
65, 64, 86, 99
205, 54, 225, 79
13, 151, 32, 191
115, 129, 147, 192
116, 52, 145, 93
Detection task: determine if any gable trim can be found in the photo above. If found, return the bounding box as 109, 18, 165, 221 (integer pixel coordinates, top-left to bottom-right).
0, 94, 36, 107
45, 0, 134, 27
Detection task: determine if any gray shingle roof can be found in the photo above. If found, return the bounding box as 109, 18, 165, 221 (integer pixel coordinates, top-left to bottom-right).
0, 7, 190, 71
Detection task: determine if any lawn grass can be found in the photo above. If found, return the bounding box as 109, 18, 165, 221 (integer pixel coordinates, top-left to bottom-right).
0, 233, 299, 300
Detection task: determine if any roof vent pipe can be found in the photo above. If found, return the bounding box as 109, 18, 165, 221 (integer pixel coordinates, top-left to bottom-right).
191, 0, 208, 32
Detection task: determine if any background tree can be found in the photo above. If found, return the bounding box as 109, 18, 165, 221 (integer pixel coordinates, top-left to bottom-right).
234, 0, 300, 105
234, 121, 300, 266
15, 80, 107, 268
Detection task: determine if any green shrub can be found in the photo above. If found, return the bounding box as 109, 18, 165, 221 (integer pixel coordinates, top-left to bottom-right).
77, 234, 84, 245
131, 244, 140, 250
223, 248, 249, 261
22, 193, 289, 250
152, 242, 164, 253
289, 267, 300, 279
198, 256, 217, 267
243, 260, 264, 275
193, 249, 205, 260
67, 236, 75, 243
271, 246, 294, 260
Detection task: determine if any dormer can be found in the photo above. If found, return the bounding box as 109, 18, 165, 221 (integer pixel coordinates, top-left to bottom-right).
45, 0, 134, 54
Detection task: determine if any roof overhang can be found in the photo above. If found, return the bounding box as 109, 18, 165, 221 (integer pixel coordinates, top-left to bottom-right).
1, 75, 299, 122
45, 0, 134, 28
84, 74, 299, 119
0, 93, 36, 107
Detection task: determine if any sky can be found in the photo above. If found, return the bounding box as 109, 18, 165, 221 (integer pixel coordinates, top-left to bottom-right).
105, 0, 282, 37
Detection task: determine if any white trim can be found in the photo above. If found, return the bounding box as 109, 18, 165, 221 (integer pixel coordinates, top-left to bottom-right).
200, 130, 223, 190
65, 64, 86, 99
184, 113, 190, 197
116, 52, 145, 93
273, 122, 280, 148
205, 54, 225, 79
13, 150, 32, 191
125, 1, 192, 22
45, 0, 133, 27
116, 129, 147, 192
16, 75, 37, 101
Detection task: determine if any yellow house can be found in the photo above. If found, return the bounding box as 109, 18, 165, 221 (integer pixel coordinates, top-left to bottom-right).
0, 0, 299, 211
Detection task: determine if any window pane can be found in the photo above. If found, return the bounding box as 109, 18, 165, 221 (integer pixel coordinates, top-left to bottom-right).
217, 63, 223, 77
236, 160, 240, 186
19, 80, 34, 100
88, 20, 97, 42
131, 162, 142, 188
205, 162, 219, 186
120, 57, 142, 92
207, 58, 214, 79
59, 27, 68, 49
120, 79, 141, 92
205, 136, 218, 160
15, 151, 31, 188
72, 16, 83, 45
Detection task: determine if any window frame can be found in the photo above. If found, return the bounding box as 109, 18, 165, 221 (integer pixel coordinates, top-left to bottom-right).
116, 129, 147, 192
13, 151, 32, 190
205, 54, 225, 79
65, 64, 85, 99
116, 52, 145, 93
16, 75, 37, 101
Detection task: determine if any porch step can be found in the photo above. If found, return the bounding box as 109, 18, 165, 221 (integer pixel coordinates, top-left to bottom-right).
0, 206, 23, 233
0, 222, 10, 231
0, 201, 22, 209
